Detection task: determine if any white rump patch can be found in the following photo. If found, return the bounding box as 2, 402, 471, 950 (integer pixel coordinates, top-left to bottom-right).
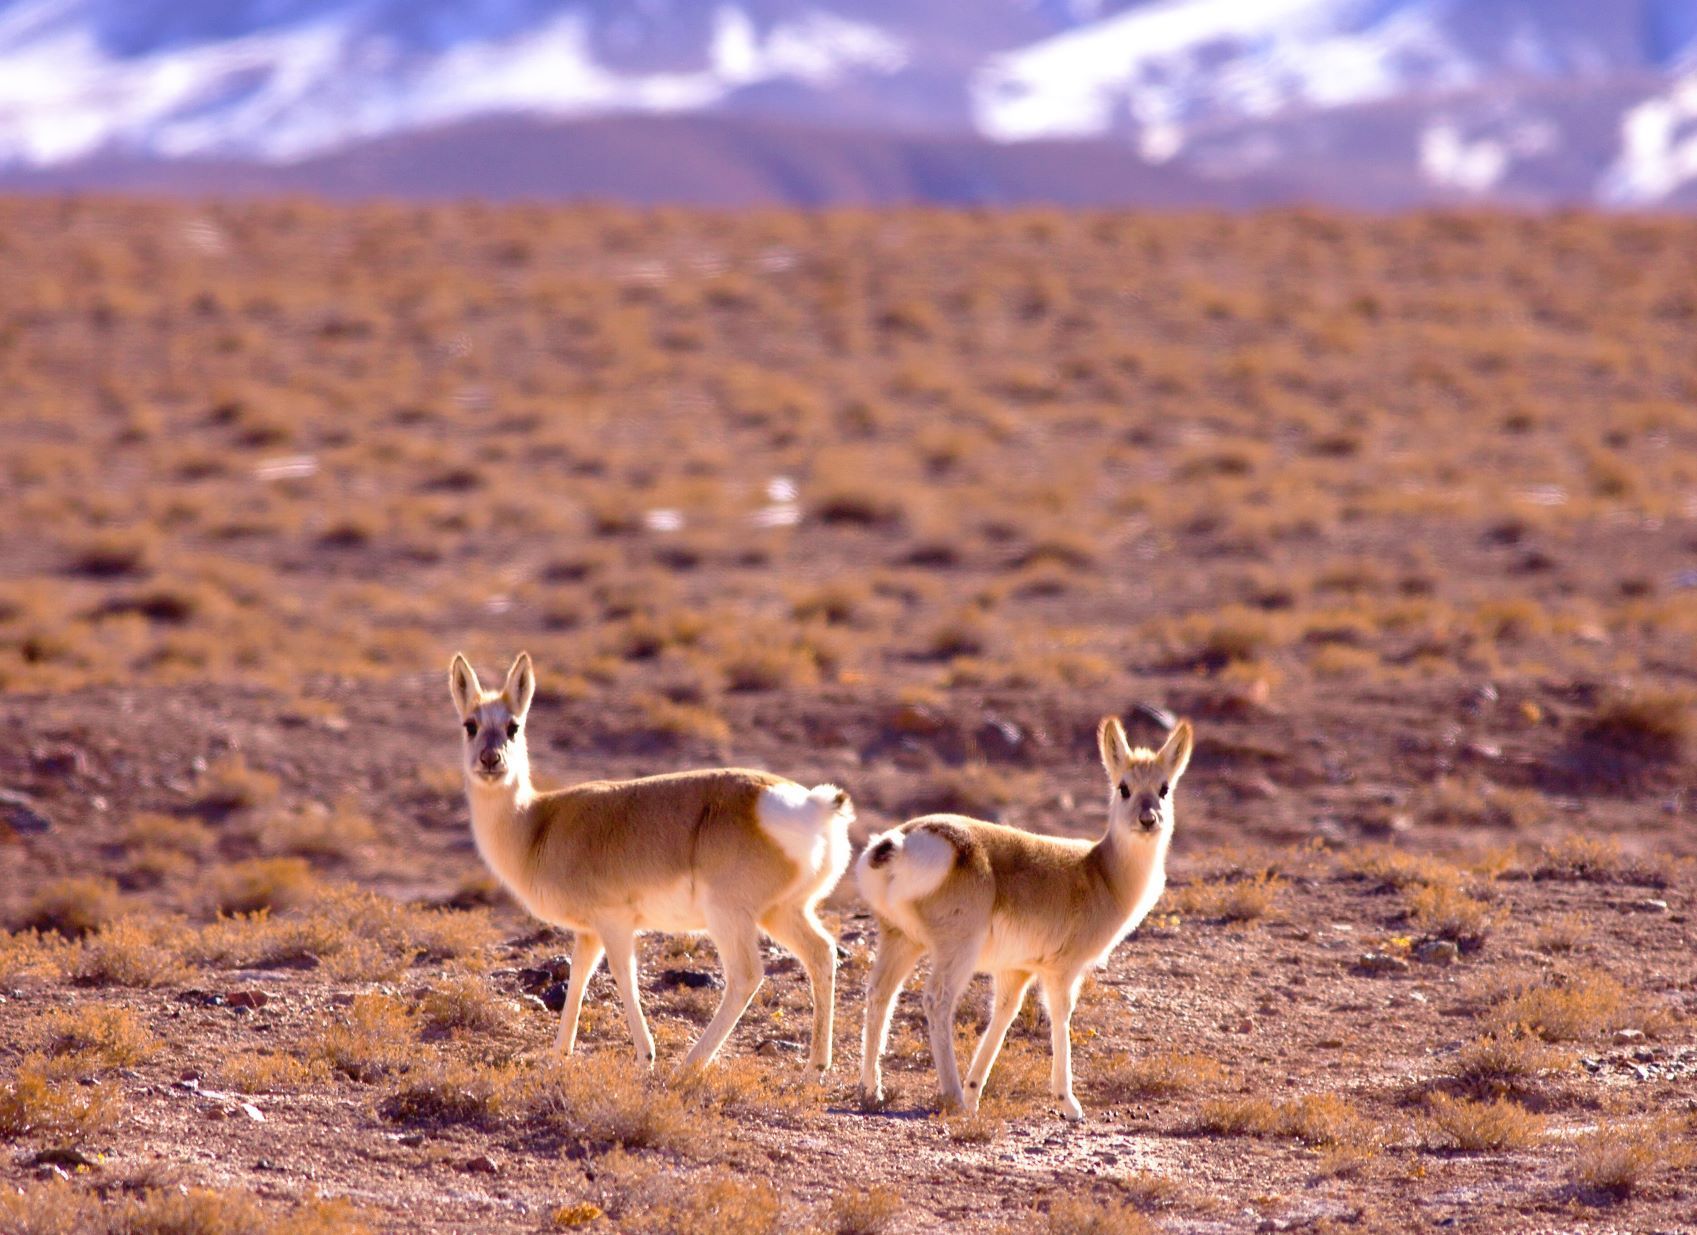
757, 782, 853, 880
856, 825, 954, 923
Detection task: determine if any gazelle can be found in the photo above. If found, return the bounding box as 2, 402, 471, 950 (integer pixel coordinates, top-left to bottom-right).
856, 715, 1193, 1121
449, 651, 854, 1077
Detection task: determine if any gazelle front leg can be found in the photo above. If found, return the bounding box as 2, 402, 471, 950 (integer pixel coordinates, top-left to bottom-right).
963, 969, 1034, 1112
553, 929, 605, 1055
1041, 972, 1085, 1121
600, 927, 656, 1068
859, 923, 922, 1107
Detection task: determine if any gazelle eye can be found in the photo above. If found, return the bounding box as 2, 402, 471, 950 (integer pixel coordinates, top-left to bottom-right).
1117, 783, 1130, 800
506, 720, 519, 739
1159, 782, 1169, 798
463, 720, 477, 737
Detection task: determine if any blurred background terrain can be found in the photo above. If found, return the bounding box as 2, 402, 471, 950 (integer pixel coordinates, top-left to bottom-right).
2, 0, 1697, 207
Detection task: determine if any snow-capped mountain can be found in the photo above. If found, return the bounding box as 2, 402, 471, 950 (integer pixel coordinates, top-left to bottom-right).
2, 0, 1696, 207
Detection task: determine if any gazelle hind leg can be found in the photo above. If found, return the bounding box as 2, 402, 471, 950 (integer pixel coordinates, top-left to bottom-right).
922, 941, 982, 1114
964, 969, 1034, 1110
553, 930, 605, 1055
1040, 972, 1085, 1121
859, 922, 923, 1106
760, 902, 837, 1080
682, 905, 764, 1069
600, 928, 655, 1067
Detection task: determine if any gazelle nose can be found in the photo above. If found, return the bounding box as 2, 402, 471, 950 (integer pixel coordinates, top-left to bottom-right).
479, 750, 501, 770
1138, 808, 1159, 828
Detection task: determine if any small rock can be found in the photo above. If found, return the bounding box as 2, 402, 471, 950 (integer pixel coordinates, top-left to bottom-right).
888, 703, 945, 735
254, 1158, 277, 1171
1415, 940, 1460, 966
225, 990, 269, 1010
1132, 702, 1178, 731
514, 968, 553, 994
975, 717, 1024, 761
464, 1154, 500, 1175
1630, 899, 1670, 915
1614, 1028, 1645, 1045
29, 1148, 97, 1169
1463, 741, 1501, 761
658, 968, 722, 991
519, 994, 549, 1015
176, 990, 227, 1008
1354, 952, 1409, 976
539, 982, 570, 1012
396, 1133, 425, 1148
754, 1038, 804, 1057
29, 745, 86, 777
1463, 683, 1499, 711
0, 789, 53, 836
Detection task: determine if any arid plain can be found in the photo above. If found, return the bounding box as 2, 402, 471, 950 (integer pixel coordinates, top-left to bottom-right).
0, 200, 1694, 1233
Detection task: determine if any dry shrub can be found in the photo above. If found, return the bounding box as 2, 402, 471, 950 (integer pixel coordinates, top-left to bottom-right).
315, 993, 418, 1082
644, 1172, 782, 1235
1487, 969, 1638, 1043
0, 1056, 120, 1139
676, 1056, 812, 1119
944, 1110, 1004, 1143
68, 917, 191, 988
30, 1005, 158, 1070
63, 531, 155, 579
214, 1050, 328, 1094
14, 876, 126, 937
1568, 1119, 1694, 1200
2, 1185, 376, 1235
1532, 834, 1659, 885
417, 975, 512, 1035
518, 1055, 712, 1155
196, 754, 282, 815
637, 694, 731, 746
1406, 881, 1496, 946
0, 930, 72, 986
1342, 846, 1467, 890
718, 641, 821, 691
1199, 1092, 1383, 1153
1423, 1093, 1545, 1151
1036, 1193, 1155, 1235
1579, 690, 1690, 763
1197, 1096, 1280, 1136
1096, 1049, 1227, 1101
208, 857, 320, 915
1170, 872, 1282, 923
1451, 1032, 1574, 1095
380, 1058, 514, 1128
828, 1186, 903, 1235
261, 802, 377, 860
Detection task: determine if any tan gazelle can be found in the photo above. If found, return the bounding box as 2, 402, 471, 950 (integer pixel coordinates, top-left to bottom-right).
449, 652, 854, 1077
856, 714, 1193, 1120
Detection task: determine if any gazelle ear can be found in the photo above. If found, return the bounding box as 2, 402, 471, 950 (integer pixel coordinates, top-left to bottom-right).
1097, 715, 1132, 776
502, 651, 535, 718
1159, 719, 1195, 781
449, 654, 480, 716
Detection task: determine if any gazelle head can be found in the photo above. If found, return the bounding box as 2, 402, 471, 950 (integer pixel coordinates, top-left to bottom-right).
1098, 714, 1193, 839
448, 651, 535, 791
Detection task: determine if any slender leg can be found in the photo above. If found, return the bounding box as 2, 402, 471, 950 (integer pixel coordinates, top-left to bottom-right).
859, 922, 923, 1106
553, 930, 605, 1055
682, 905, 764, 1069
760, 902, 838, 1080
600, 928, 655, 1068
1041, 972, 1085, 1121
963, 969, 1035, 1110
923, 944, 982, 1114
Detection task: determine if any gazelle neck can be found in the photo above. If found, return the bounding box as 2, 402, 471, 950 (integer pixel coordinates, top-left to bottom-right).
464, 765, 537, 891
1090, 818, 1171, 925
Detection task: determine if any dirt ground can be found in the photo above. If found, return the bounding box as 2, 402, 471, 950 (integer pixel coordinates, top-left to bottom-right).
0, 200, 1694, 1233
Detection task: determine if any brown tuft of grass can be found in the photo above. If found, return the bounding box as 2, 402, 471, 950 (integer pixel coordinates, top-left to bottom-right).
67, 917, 191, 988
1568, 1119, 1694, 1200
63, 531, 155, 579
1423, 1092, 1545, 1151
1035, 1193, 1156, 1235
214, 1050, 328, 1095
195, 754, 282, 816
0, 1055, 120, 1140
315, 993, 418, 1083
209, 857, 321, 915
646, 1172, 782, 1235
14, 876, 127, 937
30, 1005, 158, 1070
416, 976, 512, 1035
1579, 690, 1691, 763
1486, 969, 1640, 1043
518, 1055, 714, 1155
944, 1110, 1004, 1144
1406, 881, 1496, 946
1451, 1032, 1574, 1095
0, 1182, 374, 1235
380, 1058, 513, 1129
828, 1186, 903, 1235
1096, 1049, 1227, 1101
1170, 871, 1283, 923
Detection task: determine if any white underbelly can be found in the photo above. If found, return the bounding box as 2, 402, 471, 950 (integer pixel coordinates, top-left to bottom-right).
520, 876, 708, 935
976, 913, 1068, 974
